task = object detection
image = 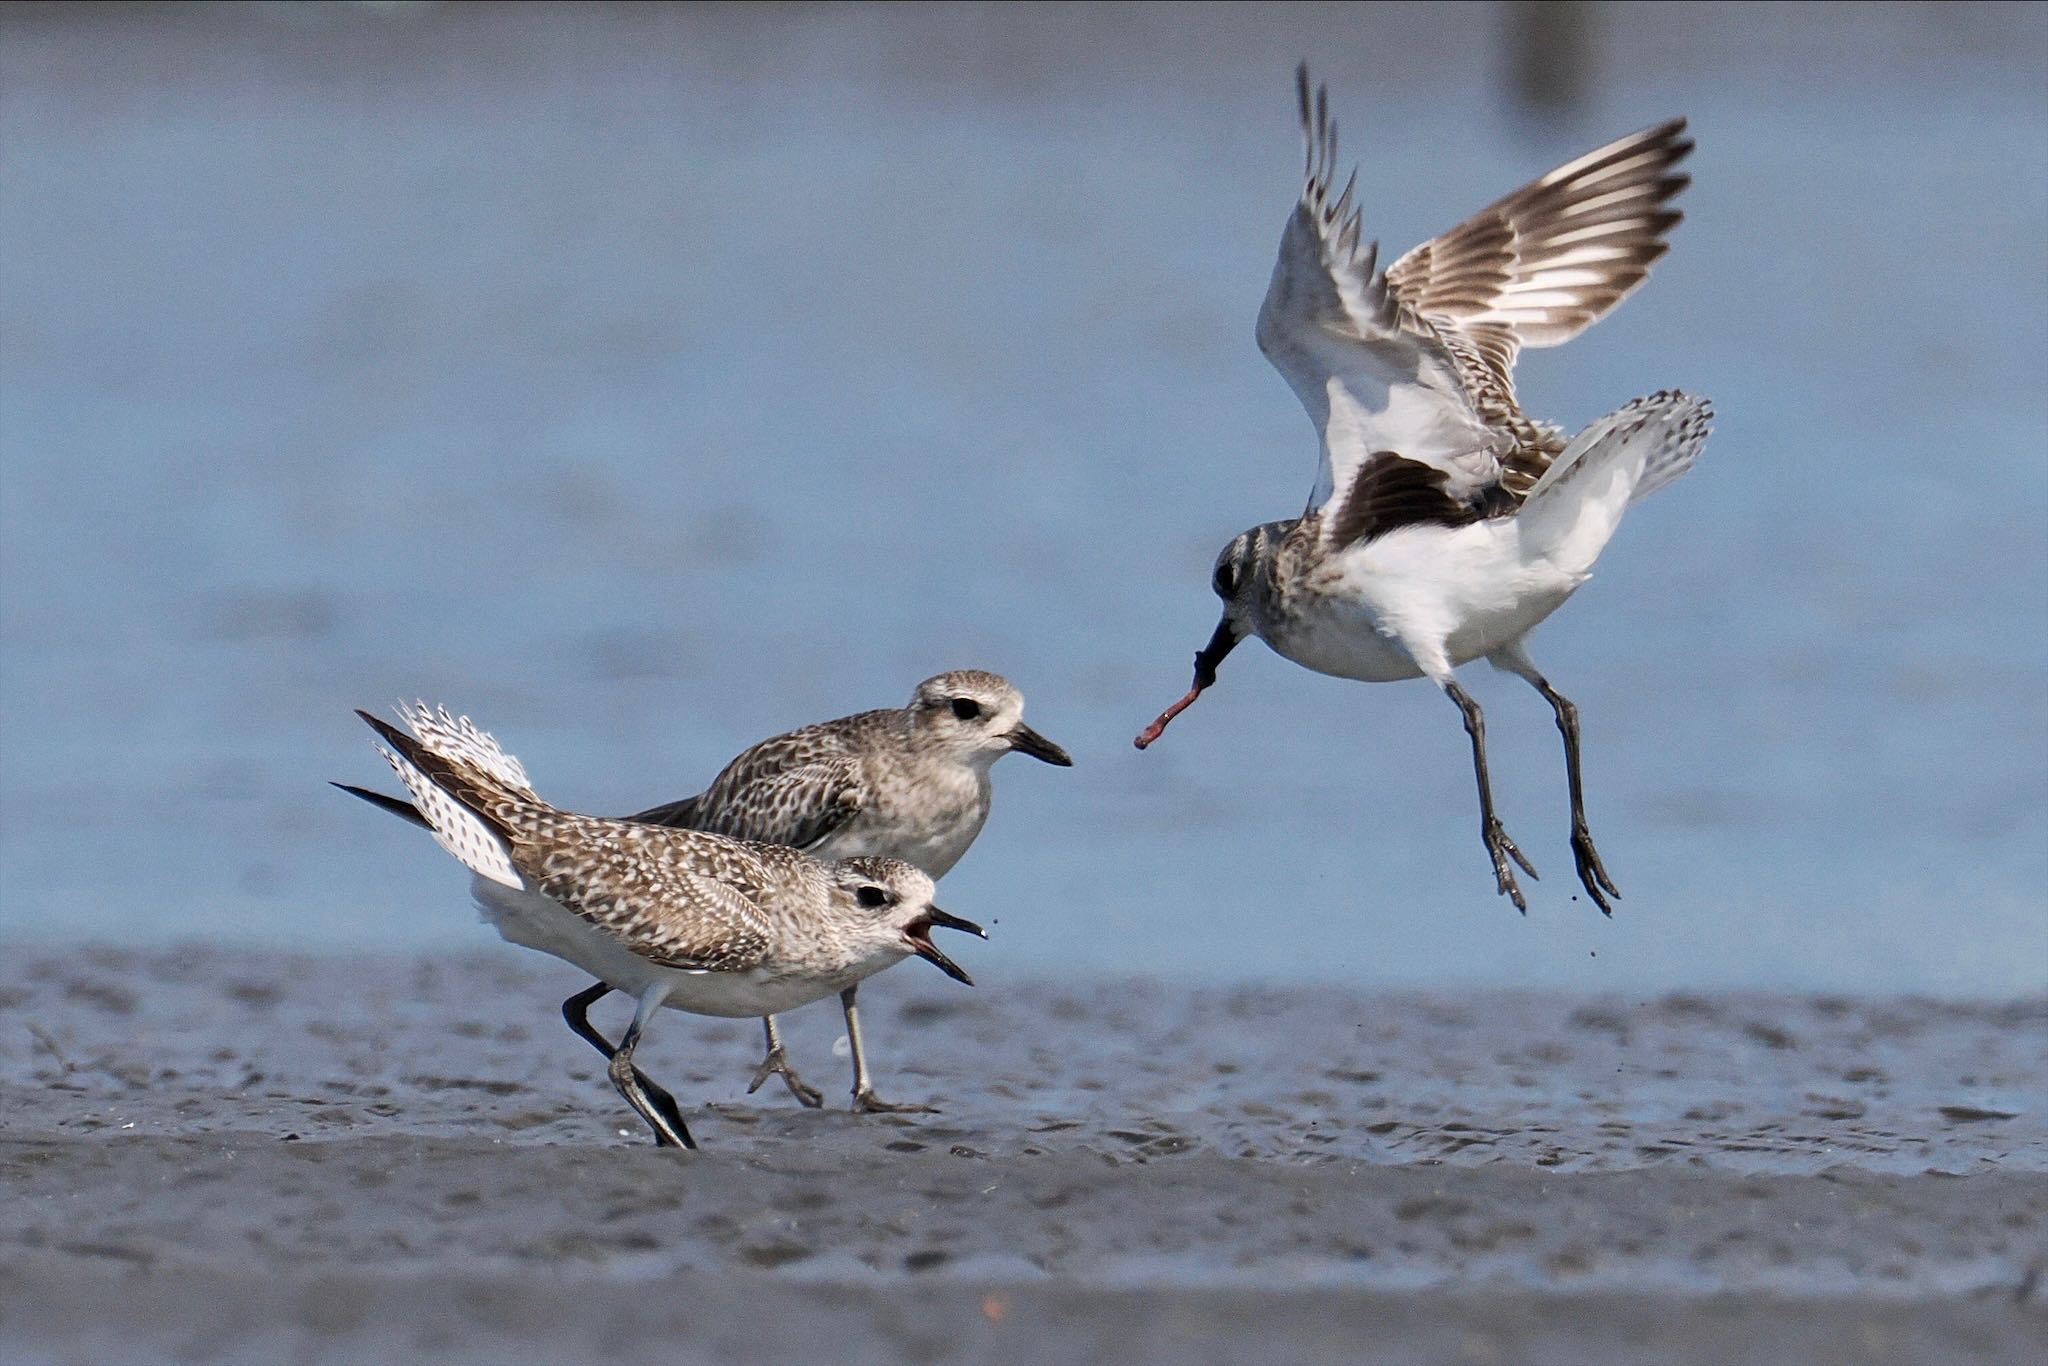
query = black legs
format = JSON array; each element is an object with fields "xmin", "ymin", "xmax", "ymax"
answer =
[
  {"xmin": 561, "ymin": 983, "xmax": 693, "ymax": 1148},
  {"xmin": 1443, "ymin": 680, "xmax": 1539, "ymax": 913},
  {"xmin": 1488, "ymin": 646, "xmax": 1621, "ymax": 914},
  {"xmin": 1522, "ymin": 671, "xmax": 1620, "ymax": 914}
]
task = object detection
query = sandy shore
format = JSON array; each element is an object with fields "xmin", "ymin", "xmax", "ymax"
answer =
[{"xmin": 3, "ymin": 947, "xmax": 2043, "ymax": 1363}]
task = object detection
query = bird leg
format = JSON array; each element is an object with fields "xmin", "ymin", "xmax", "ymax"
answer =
[
  {"xmin": 605, "ymin": 1014, "xmax": 692, "ymax": 1148},
  {"xmin": 561, "ymin": 982, "xmax": 692, "ymax": 1140},
  {"xmin": 1443, "ymin": 680, "xmax": 1538, "ymax": 912},
  {"xmin": 568, "ymin": 984, "xmax": 693, "ymax": 1148},
  {"xmin": 1530, "ymin": 680, "xmax": 1619, "ymax": 913},
  {"xmin": 841, "ymin": 984, "xmax": 934, "ymax": 1114},
  {"xmin": 1491, "ymin": 648, "xmax": 1619, "ymax": 913},
  {"xmin": 748, "ymin": 1015, "xmax": 824, "ymax": 1107}
]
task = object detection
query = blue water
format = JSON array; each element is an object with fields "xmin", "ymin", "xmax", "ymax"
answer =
[{"xmin": 3, "ymin": 4, "xmax": 2044, "ymax": 995}]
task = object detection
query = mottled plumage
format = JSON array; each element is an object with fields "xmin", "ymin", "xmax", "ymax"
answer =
[
  {"xmin": 1255, "ymin": 66, "xmax": 1692, "ymax": 526},
  {"xmin": 637, "ymin": 671, "xmax": 1069, "ymax": 873},
  {"xmin": 350, "ymin": 703, "xmax": 983, "ymax": 1149},
  {"xmin": 338, "ymin": 672, "xmax": 1069, "ymax": 1112},
  {"xmin": 629, "ymin": 669, "xmax": 1071, "ymax": 1110},
  {"xmin": 1139, "ymin": 67, "xmax": 1713, "ymax": 916}
]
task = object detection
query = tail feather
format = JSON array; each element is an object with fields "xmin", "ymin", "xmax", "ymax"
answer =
[
  {"xmin": 1519, "ymin": 391, "xmax": 1712, "ymax": 572},
  {"xmin": 395, "ymin": 700, "xmax": 538, "ymax": 799},
  {"xmin": 1628, "ymin": 399, "xmax": 1711, "ymax": 504},
  {"xmin": 332, "ymin": 782, "xmax": 429, "ymax": 829},
  {"xmin": 1526, "ymin": 389, "xmax": 1712, "ymax": 503},
  {"xmin": 355, "ymin": 709, "xmax": 527, "ymax": 890}
]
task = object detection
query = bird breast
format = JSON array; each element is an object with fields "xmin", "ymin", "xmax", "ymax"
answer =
[{"xmin": 818, "ymin": 760, "xmax": 990, "ymax": 878}]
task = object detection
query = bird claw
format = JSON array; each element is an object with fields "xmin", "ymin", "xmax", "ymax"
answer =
[
  {"xmin": 748, "ymin": 1047, "xmax": 824, "ymax": 1108},
  {"xmin": 852, "ymin": 1088, "xmax": 936, "ymax": 1115},
  {"xmin": 1570, "ymin": 823, "xmax": 1620, "ymax": 915},
  {"xmin": 1484, "ymin": 818, "xmax": 1537, "ymax": 912}
]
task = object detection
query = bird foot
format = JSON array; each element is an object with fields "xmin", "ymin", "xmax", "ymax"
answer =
[
  {"xmin": 1484, "ymin": 817, "xmax": 1538, "ymax": 913},
  {"xmin": 748, "ymin": 1047, "xmax": 824, "ymax": 1108},
  {"xmin": 1570, "ymin": 823, "xmax": 1620, "ymax": 915},
  {"xmin": 647, "ymin": 1122, "xmax": 694, "ymax": 1150},
  {"xmin": 608, "ymin": 1055, "xmax": 697, "ymax": 1149},
  {"xmin": 852, "ymin": 1088, "xmax": 936, "ymax": 1115}
]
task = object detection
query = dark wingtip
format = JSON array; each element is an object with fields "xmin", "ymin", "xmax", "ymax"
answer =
[
  {"xmin": 354, "ymin": 708, "xmax": 407, "ymax": 749},
  {"xmin": 332, "ymin": 782, "xmax": 430, "ymax": 829}
]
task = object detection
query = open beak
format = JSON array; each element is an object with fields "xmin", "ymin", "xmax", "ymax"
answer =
[
  {"xmin": 1134, "ymin": 616, "xmax": 1241, "ymax": 749},
  {"xmin": 1006, "ymin": 722, "xmax": 1073, "ymax": 767},
  {"xmin": 907, "ymin": 906, "xmax": 984, "ymax": 985}
]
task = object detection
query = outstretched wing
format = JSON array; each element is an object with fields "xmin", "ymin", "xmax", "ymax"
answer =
[
  {"xmin": 1383, "ymin": 116, "xmax": 1691, "ymax": 496},
  {"xmin": 1385, "ymin": 118, "xmax": 1691, "ymax": 351},
  {"xmin": 1257, "ymin": 66, "xmax": 1691, "ymax": 541},
  {"xmin": 1256, "ymin": 66, "xmax": 1507, "ymax": 523}
]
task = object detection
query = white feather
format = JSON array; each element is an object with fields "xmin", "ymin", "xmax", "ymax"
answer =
[
  {"xmin": 397, "ymin": 701, "xmax": 536, "ymax": 798},
  {"xmin": 1519, "ymin": 391, "xmax": 1712, "ymax": 575},
  {"xmin": 376, "ymin": 741, "xmax": 524, "ymax": 891}
]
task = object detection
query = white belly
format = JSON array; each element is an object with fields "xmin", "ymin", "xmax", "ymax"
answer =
[
  {"xmin": 470, "ymin": 876, "xmax": 889, "ymax": 1019},
  {"xmin": 1268, "ymin": 521, "xmax": 1586, "ymax": 681},
  {"xmin": 1264, "ymin": 594, "xmax": 1425, "ymax": 682},
  {"xmin": 656, "ymin": 960, "xmax": 896, "ymax": 1017},
  {"xmin": 810, "ymin": 785, "xmax": 989, "ymax": 879}
]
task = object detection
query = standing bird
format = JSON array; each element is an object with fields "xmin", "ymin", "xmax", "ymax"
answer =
[
  {"xmin": 1136, "ymin": 67, "xmax": 1711, "ymax": 914},
  {"xmin": 349, "ymin": 702, "xmax": 982, "ymax": 1149},
  {"xmin": 630, "ymin": 670, "xmax": 1070, "ymax": 1111},
  {"xmin": 339, "ymin": 670, "xmax": 1070, "ymax": 1111}
]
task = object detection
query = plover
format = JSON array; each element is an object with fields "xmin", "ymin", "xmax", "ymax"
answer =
[
  {"xmin": 339, "ymin": 670, "xmax": 1070, "ymax": 1112},
  {"xmin": 626, "ymin": 669, "xmax": 1068, "ymax": 1111},
  {"xmin": 348, "ymin": 702, "xmax": 983, "ymax": 1148},
  {"xmin": 1136, "ymin": 67, "xmax": 1711, "ymax": 915}
]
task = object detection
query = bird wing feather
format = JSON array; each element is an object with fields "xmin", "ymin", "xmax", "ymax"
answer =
[
  {"xmin": 519, "ymin": 817, "xmax": 777, "ymax": 973},
  {"xmin": 1258, "ymin": 67, "xmax": 1691, "ymax": 540}
]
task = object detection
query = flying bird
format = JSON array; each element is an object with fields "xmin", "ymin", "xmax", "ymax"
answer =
[{"xmin": 1137, "ymin": 66, "xmax": 1712, "ymax": 914}]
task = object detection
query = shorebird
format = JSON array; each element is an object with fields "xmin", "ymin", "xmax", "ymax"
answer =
[
  {"xmin": 348, "ymin": 702, "xmax": 983, "ymax": 1149},
  {"xmin": 628, "ymin": 669, "xmax": 1071, "ymax": 1111},
  {"xmin": 1136, "ymin": 67, "xmax": 1711, "ymax": 915},
  {"xmin": 338, "ymin": 670, "xmax": 1069, "ymax": 1112}
]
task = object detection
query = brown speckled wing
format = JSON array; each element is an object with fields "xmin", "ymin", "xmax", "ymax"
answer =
[
  {"xmin": 507, "ymin": 814, "xmax": 776, "ymax": 973},
  {"xmin": 649, "ymin": 718, "xmax": 883, "ymax": 853},
  {"xmin": 696, "ymin": 759, "xmax": 864, "ymax": 851}
]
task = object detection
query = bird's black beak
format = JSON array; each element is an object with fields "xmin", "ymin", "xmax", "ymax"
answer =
[
  {"xmin": 1006, "ymin": 722, "xmax": 1073, "ymax": 767},
  {"xmin": 1135, "ymin": 616, "xmax": 1240, "ymax": 749},
  {"xmin": 927, "ymin": 906, "xmax": 987, "ymax": 938},
  {"xmin": 907, "ymin": 907, "xmax": 982, "ymax": 985}
]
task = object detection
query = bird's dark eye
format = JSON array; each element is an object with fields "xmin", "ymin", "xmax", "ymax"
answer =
[
  {"xmin": 950, "ymin": 698, "xmax": 981, "ymax": 721},
  {"xmin": 1214, "ymin": 562, "xmax": 1239, "ymax": 597},
  {"xmin": 856, "ymin": 885, "xmax": 890, "ymax": 909}
]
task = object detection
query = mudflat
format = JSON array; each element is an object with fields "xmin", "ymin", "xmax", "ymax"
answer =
[{"xmin": 2, "ymin": 947, "xmax": 2043, "ymax": 1363}]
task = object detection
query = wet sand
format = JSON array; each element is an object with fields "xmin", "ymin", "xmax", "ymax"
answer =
[{"xmin": 2, "ymin": 947, "xmax": 2043, "ymax": 1362}]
